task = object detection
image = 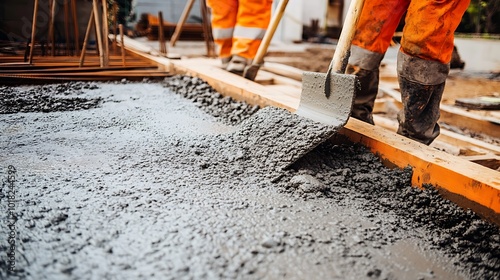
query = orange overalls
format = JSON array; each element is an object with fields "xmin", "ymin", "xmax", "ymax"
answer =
[
  {"xmin": 353, "ymin": 0, "xmax": 470, "ymax": 64},
  {"xmin": 348, "ymin": 0, "xmax": 470, "ymax": 145},
  {"xmin": 206, "ymin": 0, "xmax": 273, "ymax": 61}
]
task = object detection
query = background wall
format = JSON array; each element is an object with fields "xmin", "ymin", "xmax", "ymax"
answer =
[{"xmin": 132, "ymin": 0, "xmax": 201, "ymax": 24}]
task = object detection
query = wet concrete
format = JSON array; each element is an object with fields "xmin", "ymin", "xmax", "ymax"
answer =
[
  {"xmin": 0, "ymin": 82, "xmax": 102, "ymax": 114},
  {"xmin": 0, "ymin": 77, "xmax": 498, "ymax": 279}
]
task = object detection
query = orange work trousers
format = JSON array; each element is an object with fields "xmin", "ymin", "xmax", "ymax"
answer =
[
  {"xmin": 206, "ymin": 0, "xmax": 272, "ymax": 60},
  {"xmin": 352, "ymin": 0, "xmax": 470, "ymax": 64}
]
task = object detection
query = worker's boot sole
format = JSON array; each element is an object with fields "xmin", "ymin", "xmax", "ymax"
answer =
[{"xmin": 226, "ymin": 56, "xmax": 248, "ymax": 76}]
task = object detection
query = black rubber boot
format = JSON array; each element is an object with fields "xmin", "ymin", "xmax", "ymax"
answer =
[
  {"xmin": 397, "ymin": 77, "xmax": 445, "ymax": 145},
  {"xmin": 346, "ymin": 65, "xmax": 379, "ymax": 125},
  {"xmin": 346, "ymin": 46, "xmax": 385, "ymax": 125},
  {"xmin": 396, "ymin": 50, "xmax": 449, "ymax": 145}
]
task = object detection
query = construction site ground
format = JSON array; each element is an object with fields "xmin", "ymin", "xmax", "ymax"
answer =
[{"xmin": 264, "ymin": 46, "xmax": 500, "ymax": 107}]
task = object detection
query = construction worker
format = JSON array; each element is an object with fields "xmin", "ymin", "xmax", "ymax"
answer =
[
  {"xmin": 346, "ymin": 0, "xmax": 470, "ymax": 145},
  {"xmin": 206, "ymin": 0, "xmax": 273, "ymax": 75}
]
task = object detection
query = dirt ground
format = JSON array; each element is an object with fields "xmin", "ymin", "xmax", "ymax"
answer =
[{"xmin": 0, "ymin": 78, "xmax": 498, "ymax": 279}]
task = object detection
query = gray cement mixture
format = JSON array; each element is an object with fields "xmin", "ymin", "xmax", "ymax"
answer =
[{"xmin": 0, "ymin": 77, "xmax": 498, "ymax": 280}]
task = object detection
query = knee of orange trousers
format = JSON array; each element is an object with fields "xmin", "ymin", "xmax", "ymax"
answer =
[
  {"xmin": 351, "ymin": 0, "xmax": 409, "ymax": 54},
  {"xmin": 401, "ymin": 0, "xmax": 470, "ymax": 64},
  {"xmin": 206, "ymin": 0, "xmax": 237, "ymax": 28},
  {"xmin": 232, "ymin": 38, "xmax": 262, "ymax": 60},
  {"xmin": 236, "ymin": 0, "xmax": 273, "ymax": 28}
]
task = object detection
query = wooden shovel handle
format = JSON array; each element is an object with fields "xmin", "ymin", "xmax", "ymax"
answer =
[
  {"xmin": 329, "ymin": 0, "xmax": 365, "ymax": 73},
  {"xmin": 171, "ymin": 0, "xmax": 196, "ymax": 47},
  {"xmin": 252, "ymin": 0, "xmax": 289, "ymax": 65},
  {"xmin": 29, "ymin": 0, "xmax": 39, "ymax": 64}
]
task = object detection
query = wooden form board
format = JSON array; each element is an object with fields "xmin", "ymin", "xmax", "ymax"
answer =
[
  {"xmin": 373, "ymin": 100, "xmax": 500, "ymax": 157},
  {"xmin": 379, "ymin": 83, "xmax": 500, "ymax": 139},
  {"xmin": 124, "ymin": 41, "xmax": 500, "ymax": 223},
  {"xmin": 169, "ymin": 58, "xmax": 300, "ymax": 111}
]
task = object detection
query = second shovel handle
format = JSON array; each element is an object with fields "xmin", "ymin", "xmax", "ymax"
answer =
[
  {"xmin": 253, "ymin": 0, "xmax": 289, "ymax": 65},
  {"xmin": 329, "ymin": 0, "xmax": 365, "ymax": 73}
]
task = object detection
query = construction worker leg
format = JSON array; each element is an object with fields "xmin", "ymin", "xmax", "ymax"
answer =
[
  {"xmin": 232, "ymin": 0, "xmax": 272, "ymax": 60},
  {"xmin": 352, "ymin": 0, "xmax": 410, "ymax": 54},
  {"xmin": 348, "ymin": 0, "xmax": 409, "ymax": 124},
  {"xmin": 396, "ymin": 51, "xmax": 448, "ymax": 145},
  {"xmin": 396, "ymin": 0, "xmax": 470, "ymax": 145},
  {"xmin": 206, "ymin": 0, "xmax": 238, "ymax": 61},
  {"xmin": 347, "ymin": 47, "xmax": 384, "ymax": 124},
  {"xmin": 401, "ymin": 0, "xmax": 471, "ymax": 64}
]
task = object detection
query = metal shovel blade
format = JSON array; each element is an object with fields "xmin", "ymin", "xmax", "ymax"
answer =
[
  {"xmin": 295, "ymin": 71, "xmax": 357, "ymax": 127},
  {"xmin": 243, "ymin": 63, "xmax": 261, "ymax": 81}
]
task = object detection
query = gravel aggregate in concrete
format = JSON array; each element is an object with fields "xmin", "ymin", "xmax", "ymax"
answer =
[
  {"xmin": 0, "ymin": 77, "xmax": 498, "ymax": 280},
  {"xmin": 0, "ymin": 82, "xmax": 102, "ymax": 114}
]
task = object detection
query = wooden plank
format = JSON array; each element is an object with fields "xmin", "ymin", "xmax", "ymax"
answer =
[
  {"xmin": 260, "ymin": 70, "xmax": 302, "ymax": 88},
  {"xmin": 262, "ymin": 85, "xmax": 301, "ymax": 108},
  {"xmin": 379, "ymin": 83, "xmax": 500, "ymax": 139},
  {"xmin": 373, "ymin": 115, "xmax": 500, "ymax": 156},
  {"xmin": 253, "ymin": 70, "xmax": 276, "ymax": 85},
  {"xmin": 262, "ymin": 61, "xmax": 303, "ymax": 81},
  {"xmin": 438, "ymin": 128, "xmax": 500, "ymax": 156},
  {"xmin": 169, "ymin": 58, "xmax": 297, "ymax": 111},
  {"xmin": 460, "ymin": 155, "xmax": 500, "ymax": 170},
  {"xmin": 440, "ymin": 104, "xmax": 500, "ymax": 138},
  {"xmin": 455, "ymin": 97, "xmax": 500, "ymax": 110}
]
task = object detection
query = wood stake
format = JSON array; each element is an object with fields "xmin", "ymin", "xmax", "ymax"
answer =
[
  {"xmin": 64, "ymin": 0, "xmax": 71, "ymax": 55},
  {"xmin": 158, "ymin": 11, "xmax": 167, "ymax": 55},
  {"xmin": 79, "ymin": 10, "xmax": 94, "ymax": 67},
  {"xmin": 29, "ymin": 0, "xmax": 40, "ymax": 64},
  {"xmin": 92, "ymin": 0, "xmax": 104, "ymax": 67},
  {"xmin": 112, "ymin": 1, "xmax": 118, "ymax": 53},
  {"xmin": 49, "ymin": 0, "xmax": 56, "ymax": 56},
  {"xmin": 170, "ymin": 0, "xmax": 195, "ymax": 47},
  {"xmin": 119, "ymin": 24, "xmax": 126, "ymax": 66},
  {"xmin": 71, "ymin": 0, "xmax": 80, "ymax": 55},
  {"xmin": 200, "ymin": 0, "xmax": 215, "ymax": 57},
  {"xmin": 47, "ymin": 0, "xmax": 53, "ymax": 55},
  {"xmin": 102, "ymin": 0, "xmax": 110, "ymax": 66}
]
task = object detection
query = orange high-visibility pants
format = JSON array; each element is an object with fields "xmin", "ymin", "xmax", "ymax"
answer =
[
  {"xmin": 206, "ymin": 0, "xmax": 272, "ymax": 60},
  {"xmin": 352, "ymin": 0, "xmax": 470, "ymax": 64}
]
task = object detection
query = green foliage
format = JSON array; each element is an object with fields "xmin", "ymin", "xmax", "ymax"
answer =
[{"xmin": 458, "ymin": 0, "xmax": 500, "ymax": 34}]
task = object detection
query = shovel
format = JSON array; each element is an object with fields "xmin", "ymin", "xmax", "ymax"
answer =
[
  {"xmin": 243, "ymin": 0, "xmax": 289, "ymax": 81},
  {"xmin": 295, "ymin": 0, "xmax": 365, "ymax": 127}
]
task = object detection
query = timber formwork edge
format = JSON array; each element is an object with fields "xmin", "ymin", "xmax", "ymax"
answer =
[{"xmin": 123, "ymin": 38, "xmax": 500, "ymax": 225}]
